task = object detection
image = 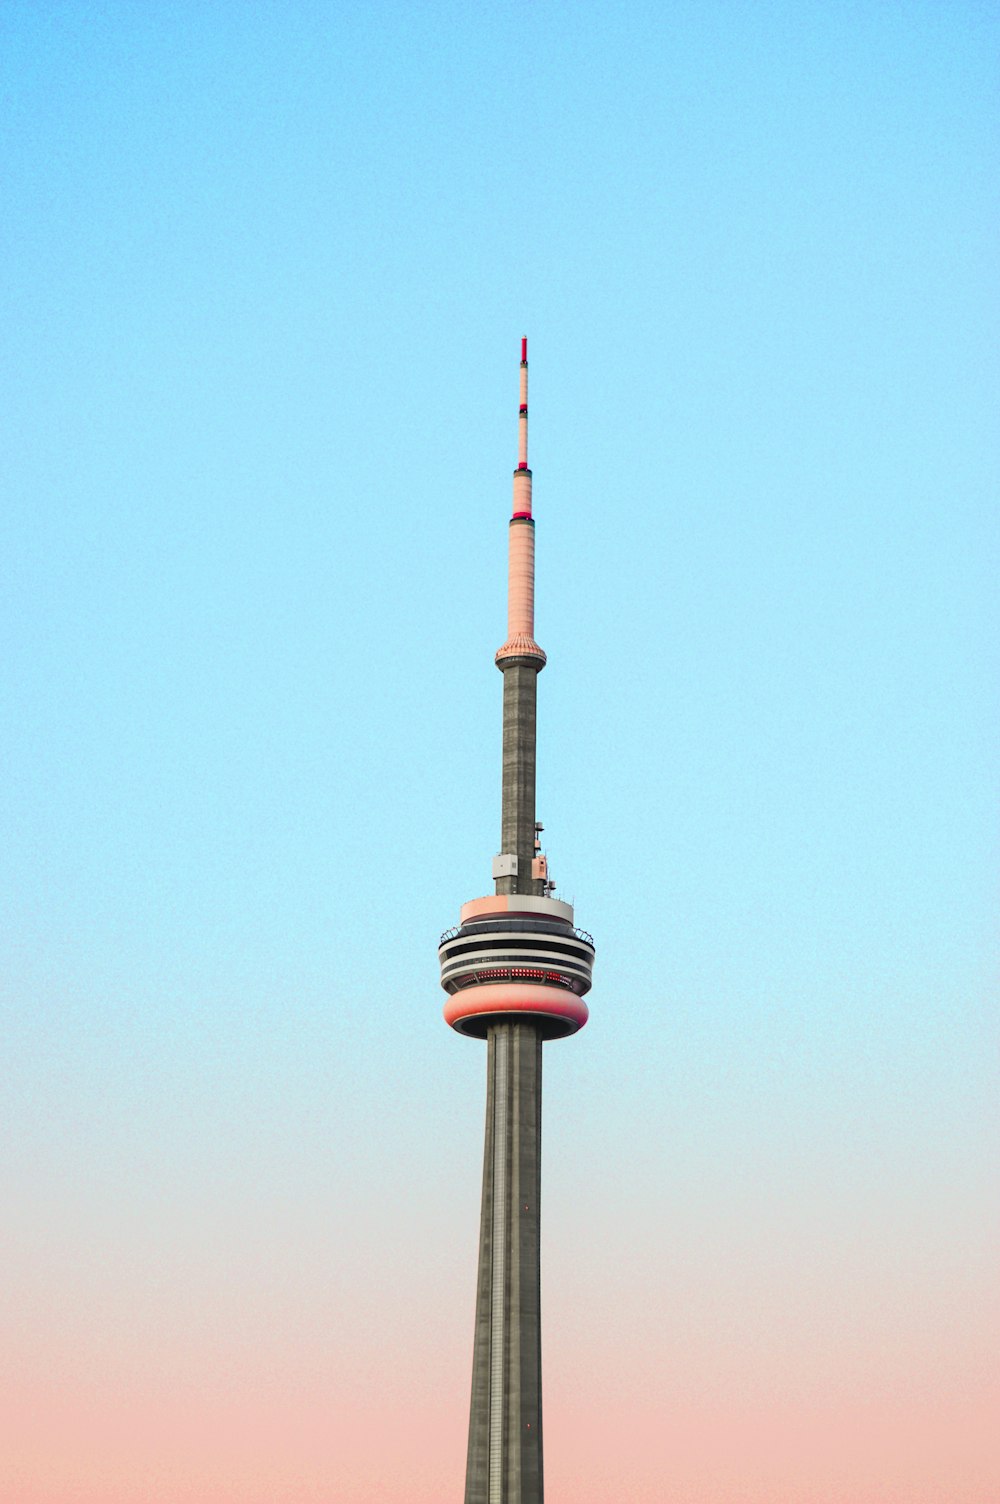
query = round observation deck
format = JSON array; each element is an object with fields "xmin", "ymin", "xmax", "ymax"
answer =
[{"xmin": 440, "ymin": 895, "xmax": 594, "ymax": 1039}]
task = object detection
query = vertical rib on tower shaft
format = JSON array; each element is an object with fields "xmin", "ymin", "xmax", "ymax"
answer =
[
  {"xmin": 496, "ymin": 338, "xmax": 546, "ymax": 899},
  {"xmin": 465, "ymin": 1021, "xmax": 543, "ymax": 1504}
]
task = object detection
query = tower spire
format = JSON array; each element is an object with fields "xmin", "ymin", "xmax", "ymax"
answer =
[
  {"xmin": 517, "ymin": 336, "xmax": 529, "ymax": 476},
  {"xmin": 496, "ymin": 338, "xmax": 545, "ymax": 672},
  {"xmin": 496, "ymin": 339, "xmax": 545, "ymax": 895}
]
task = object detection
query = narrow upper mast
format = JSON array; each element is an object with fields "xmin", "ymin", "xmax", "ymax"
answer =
[
  {"xmin": 496, "ymin": 337, "xmax": 545, "ymax": 668},
  {"xmin": 517, "ymin": 336, "xmax": 529, "ymax": 475}
]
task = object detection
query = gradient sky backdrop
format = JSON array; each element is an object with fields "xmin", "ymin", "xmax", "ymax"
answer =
[{"xmin": 2, "ymin": 3, "xmax": 997, "ymax": 1501}]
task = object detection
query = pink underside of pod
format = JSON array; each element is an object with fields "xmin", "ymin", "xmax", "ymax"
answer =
[{"xmin": 443, "ymin": 984, "xmax": 589, "ymax": 1032}]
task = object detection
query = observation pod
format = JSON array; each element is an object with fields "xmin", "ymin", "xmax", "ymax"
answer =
[{"xmin": 440, "ymin": 894, "xmax": 593, "ymax": 1039}]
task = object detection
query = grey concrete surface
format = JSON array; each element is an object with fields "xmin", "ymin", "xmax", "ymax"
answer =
[
  {"xmin": 496, "ymin": 661, "xmax": 545, "ymax": 898},
  {"xmin": 465, "ymin": 1020, "xmax": 544, "ymax": 1504}
]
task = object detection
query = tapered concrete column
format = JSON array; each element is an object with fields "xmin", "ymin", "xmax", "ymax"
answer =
[{"xmin": 465, "ymin": 1020, "xmax": 544, "ymax": 1504}]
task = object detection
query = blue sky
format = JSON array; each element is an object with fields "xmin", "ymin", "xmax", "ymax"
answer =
[{"xmin": 2, "ymin": 4, "xmax": 997, "ymax": 1500}]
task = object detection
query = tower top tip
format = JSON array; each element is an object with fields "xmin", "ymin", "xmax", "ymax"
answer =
[{"xmin": 521, "ymin": 337, "xmax": 527, "ymax": 363}]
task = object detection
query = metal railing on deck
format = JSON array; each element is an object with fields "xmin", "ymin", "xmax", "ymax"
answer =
[{"xmin": 439, "ymin": 920, "xmax": 594, "ymax": 949}]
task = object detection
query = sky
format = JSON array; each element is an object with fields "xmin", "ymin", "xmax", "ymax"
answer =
[{"xmin": 1, "ymin": 2, "xmax": 997, "ymax": 1500}]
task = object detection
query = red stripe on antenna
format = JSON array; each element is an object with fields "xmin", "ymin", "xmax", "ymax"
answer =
[{"xmin": 521, "ymin": 337, "xmax": 527, "ymax": 362}]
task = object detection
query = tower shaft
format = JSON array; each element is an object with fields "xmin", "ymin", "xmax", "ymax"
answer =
[
  {"xmin": 465, "ymin": 1020, "xmax": 543, "ymax": 1504},
  {"xmin": 440, "ymin": 340, "xmax": 594, "ymax": 1504}
]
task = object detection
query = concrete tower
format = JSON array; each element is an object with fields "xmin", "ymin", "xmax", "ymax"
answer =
[{"xmin": 438, "ymin": 340, "xmax": 595, "ymax": 1504}]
